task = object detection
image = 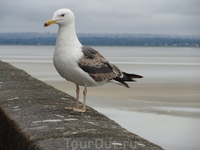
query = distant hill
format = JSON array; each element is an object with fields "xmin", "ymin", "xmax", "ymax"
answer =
[{"xmin": 0, "ymin": 32, "xmax": 199, "ymax": 47}]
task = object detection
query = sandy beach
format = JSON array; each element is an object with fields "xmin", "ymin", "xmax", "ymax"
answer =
[
  {"xmin": 45, "ymin": 81, "xmax": 200, "ymax": 116},
  {"xmin": 1, "ymin": 45, "xmax": 200, "ymax": 150}
]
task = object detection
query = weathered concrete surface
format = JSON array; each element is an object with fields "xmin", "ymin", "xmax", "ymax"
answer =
[{"xmin": 0, "ymin": 60, "xmax": 164, "ymax": 150}]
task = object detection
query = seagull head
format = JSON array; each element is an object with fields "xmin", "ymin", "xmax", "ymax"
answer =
[{"xmin": 44, "ymin": 8, "xmax": 74, "ymax": 27}]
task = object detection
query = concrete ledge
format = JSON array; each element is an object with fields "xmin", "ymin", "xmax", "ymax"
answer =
[{"xmin": 0, "ymin": 60, "xmax": 164, "ymax": 150}]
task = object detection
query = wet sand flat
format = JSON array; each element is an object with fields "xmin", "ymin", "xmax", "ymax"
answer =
[{"xmin": 45, "ymin": 80, "xmax": 200, "ymax": 118}]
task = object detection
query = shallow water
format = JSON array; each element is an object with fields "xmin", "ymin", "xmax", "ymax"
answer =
[{"xmin": 1, "ymin": 45, "xmax": 200, "ymax": 84}]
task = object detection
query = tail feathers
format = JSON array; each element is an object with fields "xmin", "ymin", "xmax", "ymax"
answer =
[{"xmin": 113, "ymin": 72, "xmax": 143, "ymax": 88}]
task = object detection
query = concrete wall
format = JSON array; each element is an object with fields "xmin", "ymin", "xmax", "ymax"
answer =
[{"xmin": 0, "ymin": 60, "xmax": 163, "ymax": 150}]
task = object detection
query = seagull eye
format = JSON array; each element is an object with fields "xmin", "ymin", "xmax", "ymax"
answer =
[{"xmin": 61, "ymin": 14, "xmax": 65, "ymax": 17}]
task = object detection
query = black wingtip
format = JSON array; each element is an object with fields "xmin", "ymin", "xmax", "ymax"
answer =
[
  {"xmin": 124, "ymin": 73, "xmax": 143, "ymax": 79},
  {"xmin": 113, "ymin": 72, "xmax": 143, "ymax": 88},
  {"xmin": 120, "ymin": 81, "xmax": 130, "ymax": 88}
]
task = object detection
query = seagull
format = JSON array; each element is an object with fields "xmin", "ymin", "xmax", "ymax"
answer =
[{"xmin": 44, "ymin": 8, "xmax": 143, "ymax": 112}]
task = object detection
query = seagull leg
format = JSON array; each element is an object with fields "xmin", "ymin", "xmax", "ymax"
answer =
[
  {"xmin": 75, "ymin": 84, "xmax": 80, "ymax": 108},
  {"xmin": 82, "ymin": 86, "xmax": 87, "ymax": 111},
  {"xmin": 65, "ymin": 84, "xmax": 80, "ymax": 110},
  {"xmin": 73, "ymin": 86, "xmax": 87, "ymax": 112}
]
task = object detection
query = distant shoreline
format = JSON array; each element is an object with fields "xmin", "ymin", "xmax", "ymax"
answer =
[
  {"xmin": 0, "ymin": 43, "xmax": 199, "ymax": 47},
  {"xmin": 0, "ymin": 44, "xmax": 199, "ymax": 47},
  {"xmin": 0, "ymin": 32, "xmax": 199, "ymax": 47}
]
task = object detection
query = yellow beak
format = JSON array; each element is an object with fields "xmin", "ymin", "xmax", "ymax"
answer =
[{"xmin": 44, "ymin": 19, "xmax": 57, "ymax": 27}]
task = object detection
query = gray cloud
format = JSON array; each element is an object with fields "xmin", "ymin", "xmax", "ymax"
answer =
[{"xmin": 0, "ymin": 0, "xmax": 199, "ymax": 35}]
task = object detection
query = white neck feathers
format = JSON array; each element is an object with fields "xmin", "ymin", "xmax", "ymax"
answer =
[{"xmin": 56, "ymin": 22, "xmax": 81, "ymax": 50}]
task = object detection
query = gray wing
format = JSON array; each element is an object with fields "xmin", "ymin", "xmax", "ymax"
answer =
[{"xmin": 78, "ymin": 46, "xmax": 122, "ymax": 82}]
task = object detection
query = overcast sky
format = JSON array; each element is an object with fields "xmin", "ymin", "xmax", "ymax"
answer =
[{"xmin": 0, "ymin": 0, "xmax": 200, "ymax": 35}]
